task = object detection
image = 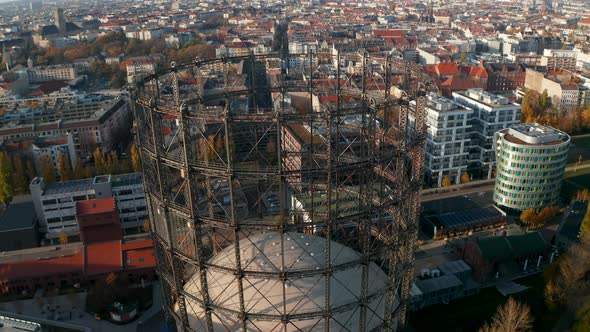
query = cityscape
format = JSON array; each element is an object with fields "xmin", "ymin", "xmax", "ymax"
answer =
[{"xmin": 0, "ymin": 0, "xmax": 588, "ymax": 331}]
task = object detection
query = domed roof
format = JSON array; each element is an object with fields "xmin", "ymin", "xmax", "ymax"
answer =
[{"xmin": 181, "ymin": 232, "xmax": 395, "ymax": 331}]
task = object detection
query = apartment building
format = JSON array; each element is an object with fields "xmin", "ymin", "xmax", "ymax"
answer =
[
  {"xmin": 0, "ymin": 98, "xmax": 130, "ymax": 152},
  {"xmin": 26, "ymin": 65, "xmax": 77, "ymax": 83},
  {"xmin": 30, "ymin": 173, "xmax": 147, "ymax": 241},
  {"xmin": 126, "ymin": 56, "xmax": 157, "ymax": 83},
  {"xmin": 541, "ymin": 49, "xmax": 577, "ymax": 71},
  {"xmin": 453, "ymin": 89, "xmax": 521, "ymax": 179},
  {"xmin": 410, "ymin": 92, "xmax": 472, "ymax": 186},
  {"xmin": 525, "ymin": 68, "xmax": 581, "ymax": 113}
]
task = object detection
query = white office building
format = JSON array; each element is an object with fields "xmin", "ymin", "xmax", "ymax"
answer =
[
  {"xmin": 494, "ymin": 123, "xmax": 570, "ymax": 213},
  {"xmin": 410, "ymin": 92, "xmax": 472, "ymax": 186},
  {"xmin": 453, "ymin": 89, "xmax": 521, "ymax": 179},
  {"xmin": 30, "ymin": 173, "xmax": 147, "ymax": 241}
]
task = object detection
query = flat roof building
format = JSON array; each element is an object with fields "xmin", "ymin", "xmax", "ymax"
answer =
[
  {"xmin": 410, "ymin": 92, "xmax": 472, "ymax": 186},
  {"xmin": 494, "ymin": 123, "xmax": 570, "ymax": 213},
  {"xmin": 30, "ymin": 173, "xmax": 147, "ymax": 242},
  {"xmin": 453, "ymin": 89, "xmax": 521, "ymax": 179}
]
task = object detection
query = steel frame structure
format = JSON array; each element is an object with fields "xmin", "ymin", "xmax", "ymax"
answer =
[{"xmin": 132, "ymin": 51, "xmax": 428, "ymax": 332}]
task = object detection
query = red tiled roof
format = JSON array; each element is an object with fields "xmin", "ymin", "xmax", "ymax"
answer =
[
  {"xmin": 374, "ymin": 29, "xmax": 403, "ymax": 38},
  {"xmin": 85, "ymin": 241, "xmax": 122, "ymax": 275},
  {"xmin": 76, "ymin": 197, "xmax": 116, "ymax": 216},
  {"xmin": 434, "ymin": 62, "xmax": 459, "ymax": 76}
]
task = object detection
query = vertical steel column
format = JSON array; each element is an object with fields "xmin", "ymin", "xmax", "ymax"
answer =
[{"xmin": 223, "ymin": 56, "xmax": 248, "ymax": 331}]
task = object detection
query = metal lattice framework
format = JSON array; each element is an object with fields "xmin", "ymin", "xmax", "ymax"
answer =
[{"xmin": 132, "ymin": 51, "xmax": 428, "ymax": 332}]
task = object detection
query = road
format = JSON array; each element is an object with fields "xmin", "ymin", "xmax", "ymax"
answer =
[{"xmin": 420, "ymin": 162, "xmax": 590, "ymax": 203}]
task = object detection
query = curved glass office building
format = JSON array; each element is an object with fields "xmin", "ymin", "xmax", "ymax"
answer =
[{"xmin": 493, "ymin": 123, "xmax": 570, "ymax": 213}]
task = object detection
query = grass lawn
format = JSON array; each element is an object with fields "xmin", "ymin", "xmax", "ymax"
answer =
[
  {"xmin": 567, "ymin": 136, "xmax": 590, "ymax": 166},
  {"xmin": 409, "ymin": 274, "xmax": 562, "ymax": 332}
]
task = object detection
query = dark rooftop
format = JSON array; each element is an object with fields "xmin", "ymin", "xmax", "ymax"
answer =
[{"xmin": 0, "ymin": 195, "xmax": 36, "ymax": 232}]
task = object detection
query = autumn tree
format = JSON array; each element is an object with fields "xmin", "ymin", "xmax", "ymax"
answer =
[
  {"xmin": 25, "ymin": 159, "xmax": 36, "ymax": 180},
  {"xmin": 58, "ymin": 232, "xmax": 68, "ymax": 245},
  {"xmin": 537, "ymin": 206, "xmax": 560, "ymax": 225},
  {"xmin": 57, "ymin": 152, "xmax": 74, "ymax": 182},
  {"xmin": 0, "ymin": 152, "xmax": 13, "ymax": 204},
  {"xmin": 581, "ymin": 203, "xmax": 590, "ymax": 239},
  {"xmin": 545, "ymin": 235, "xmax": 590, "ymax": 316},
  {"xmin": 84, "ymin": 165, "xmax": 93, "ymax": 179},
  {"xmin": 441, "ymin": 176, "xmax": 452, "ymax": 187},
  {"xmin": 93, "ymin": 147, "xmax": 107, "ymax": 175},
  {"xmin": 460, "ymin": 172, "xmax": 471, "ymax": 184},
  {"xmin": 108, "ymin": 151, "xmax": 120, "ymax": 174},
  {"xmin": 143, "ymin": 220, "xmax": 151, "ymax": 233},
  {"xmin": 479, "ymin": 297, "xmax": 533, "ymax": 332},
  {"xmin": 520, "ymin": 208, "xmax": 537, "ymax": 225},
  {"xmin": 12, "ymin": 155, "xmax": 28, "ymax": 194},
  {"xmin": 130, "ymin": 144, "xmax": 141, "ymax": 172},
  {"xmin": 40, "ymin": 153, "xmax": 57, "ymax": 184},
  {"xmin": 73, "ymin": 158, "xmax": 84, "ymax": 180}
]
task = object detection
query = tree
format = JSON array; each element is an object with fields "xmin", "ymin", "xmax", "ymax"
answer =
[
  {"xmin": 0, "ymin": 152, "xmax": 13, "ymax": 204},
  {"xmin": 25, "ymin": 159, "xmax": 36, "ymax": 180},
  {"xmin": 84, "ymin": 165, "xmax": 93, "ymax": 179},
  {"xmin": 12, "ymin": 156, "xmax": 28, "ymax": 194},
  {"xmin": 441, "ymin": 176, "xmax": 452, "ymax": 187},
  {"xmin": 520, "ymin": 208, "xmax": 537, "ymax": 225},
  {"xmin": 40, "ymin": 153, "xmax": 57, "ymax": 184},
  {"xmin": 58, "ymin": 232, "xmax": 68, "ymax": 245},
  {"xmin": 479, "ymin": 297, "xmax": 533, "ymax": 332},
  {"xmin": 461, "ymin": 50, "xmax": 468, "ymax": 63},
  {"xmin": 540, "ymin": 89, "xmax": 548, "ymax": 109},
  {"xmin": 573, "ymin": 301, "xmax": 590, "ymax": 332},
  {"xmin": 130, "ymin": 144, "xmax": 141, "ymax": 172},
  {"xmin": 537, "ymin": 206, "xmax": 560, "ymax": 225},
  {"xmin": 460, "ymin": 172, "xmax": 471, "ymax": 184},
  {"xmin": 108, "ymin": 151, "xmax": 120, "ymax": 174},
  {"xmin": 93, "ymin": 148, "xmax": 107, "ymax": 175},
  {"xmin": 142, "ymin": 220, "xmax": 151, "ymax": 233},
  {"xmin": 57, "ymin": 152, "xmax": 74, "ymax": 182},
  {"xmin": 73, "ymin": 158, "xmax": 84, "ymax": 180},
  {"xmin": 581, "ymin": 203, "xmax": 590, "ymax": 239},
  {"xmin": 544, "ymin": 235, "xmax": 590, "ymax": 310}
]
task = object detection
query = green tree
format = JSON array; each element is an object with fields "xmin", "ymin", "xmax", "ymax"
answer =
[
  {"xmin": 540, "ymin": 89, "xmax": 548, "ymax": 109},
  {"xmin": 130, "ymin": 144, "xmax": 141, "ymax": 172},
  {"xmin": 461, "ymin": 51, "xmax": 468, "ymax": 63},
  {"xmin": 0, "ymin": 152, "xmax": 14, "ymax": 204},
  {"xmin": 40, "ymin": 153, "xmax": 57, "ymax": 184},
  {"xmin": 57, "ymin": 152, "xmax": 74, "ymax": 182}
]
